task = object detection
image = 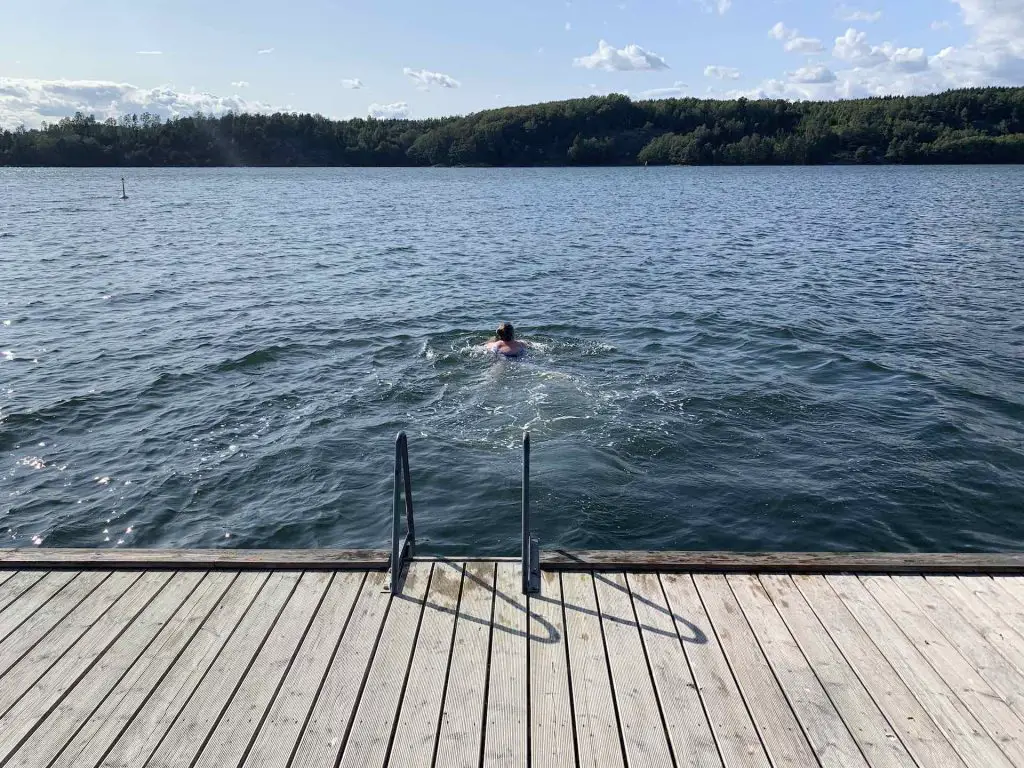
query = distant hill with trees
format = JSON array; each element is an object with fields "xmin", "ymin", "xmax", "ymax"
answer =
[{"xmin": 1, "ymin": 87, "xmax": 1022, "ymax": 166}]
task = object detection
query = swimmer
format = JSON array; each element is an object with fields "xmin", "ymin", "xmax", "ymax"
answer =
[{"xmin": 486, "ymin": 322, "xmax": 528, "ymax": 357}]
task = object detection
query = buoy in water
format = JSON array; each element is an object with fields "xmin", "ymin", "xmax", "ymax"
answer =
[{"xmin": 120, "ymin": 177, "xmax": 128, "ymax": 200}]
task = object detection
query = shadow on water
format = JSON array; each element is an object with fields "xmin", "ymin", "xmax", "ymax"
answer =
[{"xmin": 393, "ymin": 558, "xmax": 707, "ymax": 645}]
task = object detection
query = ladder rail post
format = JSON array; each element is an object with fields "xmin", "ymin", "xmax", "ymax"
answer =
[
  {"xmin": 389, "ymin": 431, "xmax": 414, "ymax": 594},
  {"xmin": 402, "ymin": 436, "xmax": 415, "ymax": 556},
  {"xmin": 522, "ymin": 432, "xmax": 539, "ymax": 594}
]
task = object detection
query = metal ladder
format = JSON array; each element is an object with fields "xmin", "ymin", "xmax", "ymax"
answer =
[{"xmin": 385, "ymin": 431, "xmax": 540, "ymax": 595}]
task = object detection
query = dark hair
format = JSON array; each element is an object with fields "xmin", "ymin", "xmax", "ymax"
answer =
[{"xmin": 496, "ymin": 322, "xmax": 515, "ymax": 342}]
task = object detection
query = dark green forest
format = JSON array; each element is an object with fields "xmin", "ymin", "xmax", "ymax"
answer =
[{"xmin": 2, "ymin": 87, "xmax": 1022, "ymax": 166}]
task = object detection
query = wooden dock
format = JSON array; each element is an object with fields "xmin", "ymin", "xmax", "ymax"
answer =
[{"xmin": 2, "ymin": 550, "xmax": 1024, "ymax": 767}]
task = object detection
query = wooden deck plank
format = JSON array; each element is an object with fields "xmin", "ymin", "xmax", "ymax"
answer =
[
  {"xmin": 0, "ymin": 571, "xmax": 77, "ymax": 643},
  {"xmin": 435, "ymin": 561, "xmax": 497, "ymax": 768},
  {"xmin": 929, "ymin": 576, "xmax": 1024, "ymax": 676},
  {"xmin": 8, "ymin": 549, "xmax": 1024, "ymax": 573},
  {"xmin": 658, "ymin": 572, "xmax": 769, "ymax": 768},
  {"xmin": 3, "ymin": 560, "xmax": 1024, "ymax": 768},
  {"xmin": 0, "ymin": 571, "xmax": 196, "ymax": 766},
  {"xmin": 541, "ymin": 550, "xmax": 1024, "ymax": 573},
  {"xmin": 794, "ymin": 575, "xmax": 972, "ymax": 768},
  {"xmin": 41, "ymin": 571, "xmax": 237, "ymax": 768},
  {"xmin": 860, "ymin": 574, "xmax": 1024, "ymax": 765},
  {"xmin": 242, "ymin": 571, "xmax": 365, "ymax": 768},
  {"xmin": 726, "ymin": 574, "xmax": 872, "ymax": 768},
  {"xmin": 823, "ymin": 574, "xmax": 1014, "ymax": 768},
  {"xmin": 338, "ymin": 562, "xmax": 432, "ymax": 768},
  {"xmin": 693, "ymin": 573, "xmax": 819, "ymax": 767},
  {"xmin": 594, "ymin": 572, "xmax": 674, "ymax": 768},
  {"xmin": 387, "ymin": 561, "xmax": 463, "ymax": 768},
  {"xmin": 984, "ymin": 577, "xmax": 1024, "ymax": 635},
  {"xmin": 94, "ymin": 572, "xmax": 270, "ymax": 768},
  {"xmin": 140, "ymin": 571, "xmax": 301, "ymax": 768},
  {"xmin": 528, "ymin": 570, "xmax": 576, "ymax": 768},
  {"xmin": 625, "ymin": 573, "xmax": 720, "ymax": 768},
  {"xmin": 759, "ymin": 575, "xmax": 930, "ymax": 768},
  {"xmin": 0, "ymin": 572, "xmax": 45, "ymax": 613},
  {"xmin": 0, "ymin": 548, "xmax": 389, "ymax": 570},
  {"xmin": 289, "ymin": 571, "xmax": 391, "ymax": 768},
  {"xmin": 0, "ymin": 572, "xmax": 138, "ymax": 713},
  {"xmin": 900, "ymin": 576, "xmax": 1024, "ymax": 710},
  {"xmin": 0, "ymin": 571, "xmax": 109, "ymax": 678},
  {"xmin": 192, "ymin": 571, "xmax": 332, "ymax": 768},
  {"xmin": 560, "ymin": 570, "xmax": 624, "ymax": 768},
  {"xmin": 991, "ymin": 575, "xmax": 1024, "ymax": 607},
  {"xmin": 482, "ymin": 562, "xmax": 529, "ymax": 767}
]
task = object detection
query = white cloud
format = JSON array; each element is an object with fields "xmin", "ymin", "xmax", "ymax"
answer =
[
  {"xmin": 770, "ymin": 22, "xmax": 823, "ymax": 53},
  {"xmin": 750, "ymin": 2, "xmax": 1024, "ymax": 102},
  {"xmin": 888, "ymin": 46, "xmax": 929, "ymax": 71},
  {"xmin": 257, "ymin": 48, "xmax": 274, "ymax": 55},
  {"xmin": 833, "ymin": 28, "xmax": 889, "ymax": 66},
  {"xmin": 230, "ymin": 81, "xmax": 249, "ymax": 88},
  {"xmin": 135, "ymin": 51, "xmax": 163, "ymax": 56},
  {"xmin": 341, "ymin": 78, "xmax": 364, "ymax": 89},
  {"xmin": 954, "ymin": 0, "xmax": 1024, "ymax": 56},
  {"xmin": 573, "ymin": 40, "xmax": 670, "ymax": 71},
  {"xmin": 368, "ymin": 101, "xmax": 410, "ymax": 119},
  {"xmin": 704, "ymin": 65, "xmax": 740, "ymax": 79},
  {"xmin": 697, "ymin": 0, "xmax": 731, "ymax": 13},
  {"xmin": 931, "ymin": 20, "xmax": 951, "ymax": 30},
  {"xmin": 832, "ymin": 30, "xmax": 928, "ymax": 72},
  {"xmin": 0, "ymin": 77, "xmax": 275, "ymax": 129},
  {"xmin": 788, "ymin": 64, "xmax": 837, "ymax": 83},
  {"xmin": 565, "ymin": 22, "xmax": 572, "ymax": 31},
  {"xmin": 637, "ymin": 81, "xmax": 688, "ymax": 99},
  {"xmin": 838, "ymin": 8, "xmax": 883, "ymax": 22},
  {"xmin": 786, "ymin": 36, "xmax": 825, "ymax": 53},
  {"xmin": 403, "ymin": 68, "xmax": 460, "ymax": 89}
]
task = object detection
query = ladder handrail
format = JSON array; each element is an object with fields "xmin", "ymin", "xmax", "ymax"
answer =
[
  {"xmin": 389, "ymin": 431, "xmax": 415, "ymax": 593},
  {"xmin": 388, "ymin": 430, "xmax": 536, "ymax": 595},
  {"xmin": 522, "ymin": 432, "xmax": 540, "ymax": 594}
]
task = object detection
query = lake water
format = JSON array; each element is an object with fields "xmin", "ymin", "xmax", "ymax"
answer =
[{"xmin": 1, "ymin": 166, "xmax": 1022, "ymax": 555}]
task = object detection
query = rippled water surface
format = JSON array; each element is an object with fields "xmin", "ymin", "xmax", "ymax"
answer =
[{"xmin": 1, "ymin": 166, "xmax": 1022, "ymax": 554}]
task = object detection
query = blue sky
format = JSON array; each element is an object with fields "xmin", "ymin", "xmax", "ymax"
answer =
[{"xmin": 1, "ymin": 0, "xmax": 1021, "ymax": 127}]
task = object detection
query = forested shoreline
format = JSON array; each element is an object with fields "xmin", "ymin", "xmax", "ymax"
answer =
[{"xmin": 1, "ymin": 87, "xmax": 1022, "ymax": 167}]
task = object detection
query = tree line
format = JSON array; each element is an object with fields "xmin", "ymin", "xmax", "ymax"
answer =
[{"xmin": 1, "ymin": 87, "xmax": 1022, "ymax": 166}]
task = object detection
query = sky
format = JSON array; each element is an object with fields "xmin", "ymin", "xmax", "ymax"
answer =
[{"xmin": 0, "ymin": 0, "xmax": 1022, "ymax": 128}]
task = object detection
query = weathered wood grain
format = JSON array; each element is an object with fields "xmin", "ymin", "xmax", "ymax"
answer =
[
  {"xmin": 388, "ymin": 561, "xmax": 463, "ymax": 768},
  {"xmin": 483, "ymin": 562, "xmax": 530, "ymax": 767},
  {"xmin": 242, "ymin": 571, "xmax": 364, "ymax": 768},
  {"xmin": 528, "ymin": 570, "xmax": 576, "ymax": 768},
  {"xmin": 0, "ymin": 548, "xmax": 389, "ymax": 570},
  {"xmin": 43, "ymin": 571, "xmax": 237, "ymax": 768},
  {"xmin": 658, "ymin": 572, "xmax": 769, "ymax": 768},
  {"xmin": 561, "ymin": 570, "xmax": 623, "ymax": 768},
  {"xmin": 96, "ymin": 572, "xmax": 270, "ymax": 768},
  {"xmin": 595, "ymin": 572, "xmax": 674, "ymax": 767},
  {"xmin": 289, "ymin": 571, "xmax": 391, "ymax": 768},
  {"xmin": 542, "ymin": 550, "xmax": 1024, "ymax": 574},
  {"xmin": 434, "ymin": 561, "xmax": 496, "ymax": 768},
  {"xmin": 825, "ymin": 574, "xmax": 1014, "ymax": 768}
]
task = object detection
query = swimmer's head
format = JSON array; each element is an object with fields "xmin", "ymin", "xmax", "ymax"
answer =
[{"xmin": 496, "ymin": 322, "xmax": 515, "ymax": 342}]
